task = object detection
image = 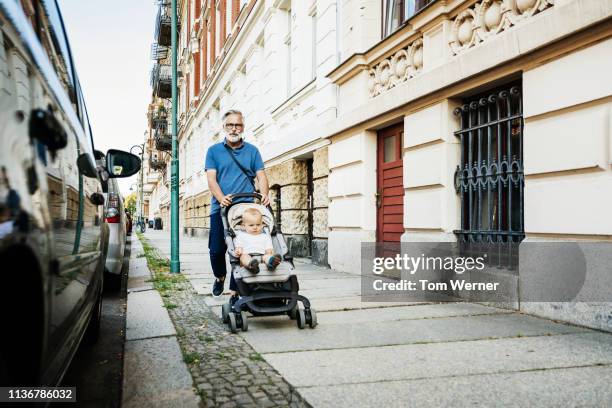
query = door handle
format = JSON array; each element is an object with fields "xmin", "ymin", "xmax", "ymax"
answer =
[{"xmin": 376, "ymin": 191, "xmax": 382, "ymax": 209}]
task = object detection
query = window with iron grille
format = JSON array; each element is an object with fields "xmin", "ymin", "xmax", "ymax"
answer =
[
  {"xmin": 271, "ymin": 185, "xmax": 282, "ymax": 231},
  {"xmin": 453, "ymin": 83, "xmax": 524, "ymax": 244}
]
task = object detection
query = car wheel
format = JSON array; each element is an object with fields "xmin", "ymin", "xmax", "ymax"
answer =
[{"xmin": 84, "ymin": 287, "xmax": 103, "ymax": 345}]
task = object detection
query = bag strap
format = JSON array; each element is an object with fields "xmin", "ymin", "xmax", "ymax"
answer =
[{"xmin": 223, "ymin": 144, "xmax": 256, "ymax": 188}]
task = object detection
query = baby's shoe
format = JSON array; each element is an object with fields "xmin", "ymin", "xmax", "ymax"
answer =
[
  {"xmin": 267, "ymin": 254, "xmax": 282, "ymax": 271},
  {"xmin": 247, "ymin": 258, "xmax": 260, "ymax": 274}
]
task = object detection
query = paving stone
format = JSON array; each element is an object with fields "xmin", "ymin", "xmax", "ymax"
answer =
[
  {"xmin": 243, "ymin": 313, "xmax": 585, "ymax": 353},
  {"xmin": 125, "ymin": 290, "xmax": 176, "ymax": 340},
  {"xmin": 297, "ymin": 365, "xmax": 612, "ymax": 408},
  {"xmin": 264, "ymin": 332, "xmax": 612, "ymax": 388}
]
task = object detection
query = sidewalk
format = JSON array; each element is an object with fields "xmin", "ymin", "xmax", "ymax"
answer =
[
  {"xmin": 135, "ymin": 229, "xmax": 612, "ymax": 407},
  {"xmin": 122, "ymin": 236, "xmax": 200, "ymax": 408}
]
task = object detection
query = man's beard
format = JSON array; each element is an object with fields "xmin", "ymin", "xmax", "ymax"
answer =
[{"xmin": 224, "ymin": 130, "xmax": 243, "ymax": 143}]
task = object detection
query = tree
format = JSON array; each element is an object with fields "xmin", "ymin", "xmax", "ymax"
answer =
[{"xmin": 124, "ymin": 192, "xmax": 137, "ymax": 215}]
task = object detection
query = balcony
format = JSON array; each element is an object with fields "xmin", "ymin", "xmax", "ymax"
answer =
[
  {"xmin": 151, "ymin": 42, "xmax": 169, "ymax": 60},
  {"xmin": 151, "ymin": 63, "xmax": 172, "ymax": 99},
  {"xmin": 150, "ymin": 106, "xmax": 168, "ymax": 128},
  {"xmin": 149, "ymin": 157, "xmax": 166, "ymax": 171},
  {"xmin": 155, "ymin": 132, "xmax": 172, "ymax": 152},
  {"xmin": 154, "ymin": 1, "xmax": 180, "ymax": 47}
]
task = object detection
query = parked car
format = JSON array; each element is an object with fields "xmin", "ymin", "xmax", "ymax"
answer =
[
  {"xmin": 104, "ymin": 178, "xmax": 127, "ymax": 290},
  {"xmin": 0, "ymin": 0, "xmax": 140, "ymax": 386}
]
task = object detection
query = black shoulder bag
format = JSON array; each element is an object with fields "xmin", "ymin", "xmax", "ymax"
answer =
[{"xmin": 223, "ymin": 144, "xmax": 257, "ymax": 190}]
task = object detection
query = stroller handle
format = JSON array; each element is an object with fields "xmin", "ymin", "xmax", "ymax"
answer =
[{"xmin": 228, "ymin": 192, "xmax": 264, "ymax": 201}]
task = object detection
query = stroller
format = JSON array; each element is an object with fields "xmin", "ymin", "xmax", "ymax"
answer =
[{"xmin": 220, "ymin": 193, "xmax": 317, "ymax": 333}]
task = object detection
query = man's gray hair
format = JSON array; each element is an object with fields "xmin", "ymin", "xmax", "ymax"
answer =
[{"xmin": 222, "ymin": 109, "xmax": 243, "ymax": 123}]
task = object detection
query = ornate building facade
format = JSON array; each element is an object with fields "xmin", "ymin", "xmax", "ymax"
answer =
[{"xmin": 144, "ymin": 0, "xmax": 612, "ymax": 330}]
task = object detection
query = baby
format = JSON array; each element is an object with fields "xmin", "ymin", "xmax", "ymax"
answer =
[{"xmin": 234, "ymin": 207, "xmax": 282, "ymax": 273}]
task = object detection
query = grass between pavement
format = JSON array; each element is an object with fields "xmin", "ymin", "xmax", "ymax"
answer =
[{"xmin": 137, "ymin": 232, "xmax": 186, "ymax": 308}]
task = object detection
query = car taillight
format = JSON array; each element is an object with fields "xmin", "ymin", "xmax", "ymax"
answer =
[
  {"xmin": 106, "ymin": 207, "xmax": 120, "ymax": 223},
  {"xmin": 108, "ymin": 192, "xmax": 119, "ymax": 209}
]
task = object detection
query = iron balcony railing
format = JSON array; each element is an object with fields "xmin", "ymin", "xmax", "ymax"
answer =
[
  {"xmin": 155, "ymin": 132, "xmax": 172, "ymax": 152},
  {"xmin": 154, "ymin": 1, "xmax": 180, "ymax": 47},
  {"xmin": 150, "ymin": 157, "xmax": 166, "ymax": 171},
  {"xmin": 151, "ymin": 63, "xmax": 172, "ymax": 99},
  {"xmin": 151, "ymin": 42, "xmax": 169, "ymax": 60},
  {"xmin": 151, "ymin": 107, "xmax": 168, "ymax": 128}
]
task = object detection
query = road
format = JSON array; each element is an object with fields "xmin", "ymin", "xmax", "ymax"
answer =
[{"xmin": 57, "ymin": 237, "xmax": 131, "ymax": 407}]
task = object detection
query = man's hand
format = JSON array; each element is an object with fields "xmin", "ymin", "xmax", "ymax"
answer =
[
  {"xmin": 260, "ymin": 193, "xmax": 270, "ymax": 207},
  {"xmin": 220, "ymin": 194, "xmax": 233, "ymax": 207}
]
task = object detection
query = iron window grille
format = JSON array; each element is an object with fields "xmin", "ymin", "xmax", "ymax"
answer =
[
  {"xmin": 272, "ymin": 186, "xmax": 282, "ymax": 231},
  {"xmin": 453, "ymin": 84, "xmax": 524, "ymax": 246}
]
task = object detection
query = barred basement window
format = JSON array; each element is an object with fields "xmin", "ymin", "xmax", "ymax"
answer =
[
  {"xmin": 453, "ymin": 84, "xmax": 524, "ymax": 244},
  {"xmin": 271, "ymin": 185, "xmax": 282, "ymax": 231}
]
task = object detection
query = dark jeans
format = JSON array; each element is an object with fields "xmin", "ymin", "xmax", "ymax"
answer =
[{"xmin": 208, "ymin": 211, "xmax": 237, "ymax": 291}]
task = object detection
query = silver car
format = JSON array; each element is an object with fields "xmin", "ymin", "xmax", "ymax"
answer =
[{"xmin": 104, "ymin": 178, "xmax": 126, "ymax": 290}]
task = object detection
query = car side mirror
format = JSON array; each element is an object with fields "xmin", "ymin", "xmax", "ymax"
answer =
[{"xmin": 106, "ymin": 149, "xmax": 141, "ymax": 178}]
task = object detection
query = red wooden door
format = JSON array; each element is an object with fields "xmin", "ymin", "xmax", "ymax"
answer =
[{"xmin": 377, "ymin": 124, "xmax": 404, "ymax": 242}]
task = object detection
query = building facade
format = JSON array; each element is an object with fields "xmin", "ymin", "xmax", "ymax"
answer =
[{"xmin": 145, "ymin": 0, "xmax": 612, "ymax": 330}]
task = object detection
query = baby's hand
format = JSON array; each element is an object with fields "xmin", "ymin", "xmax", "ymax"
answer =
[{"xmin": 235, "ymin": 247, "xmax": 243, "ymax": 256}]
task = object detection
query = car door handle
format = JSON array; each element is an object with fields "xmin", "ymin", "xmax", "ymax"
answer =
[{"xmin": 29, "ymin": 108, "xmax": 68, "ymax": 151}]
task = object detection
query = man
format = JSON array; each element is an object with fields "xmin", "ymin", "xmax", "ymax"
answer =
[{"xmin": 205, "ymin": 110, "xmax": 270, "ymax": 300}]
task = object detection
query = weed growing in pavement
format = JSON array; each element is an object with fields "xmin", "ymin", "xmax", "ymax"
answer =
[
  {"xmin": 176, "ymin": 328, "xmax": 186, "ymax": 337},
  {"xmin": 204, "ymin": 336, "xmax": 214, "ymax": 343},
  {"xmin": 183, "ymin": 352, "xmax": 201, "ymax": 365},
  {"xmin": 137, "ymin": 233, "xmax": 186, "ymax": 296},
  {"xmin": 164, "ymin": 302, "xmax": 178, "ymax": 309},
  {"xmin": 248, "ymin": 353, "xmax": 264, "ymax": 362}
]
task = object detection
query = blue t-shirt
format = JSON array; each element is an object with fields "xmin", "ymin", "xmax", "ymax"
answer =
[{"xmin": 204, "ymin": 139, "xmax": 265, "ymax": 214}]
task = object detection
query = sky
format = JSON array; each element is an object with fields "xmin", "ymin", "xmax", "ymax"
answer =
[{"xmin": 59, "ymin": 0, "xmax": 156, "ymax": 196}]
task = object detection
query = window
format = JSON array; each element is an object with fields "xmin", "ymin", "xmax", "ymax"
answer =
[
  {"xmin": 215, "ymin": 5, "xmax": 221, "ymax": 57},
  {"xmin": 207, "ymin": 29, "xmax": 212, "ymax": 74},
  {"xmin": 40, "ymin": 0, "xmax": 76, "ymax": 103},
  {"xmin": 226, "ymin": 0, "xmax": 232, "ymax": 38},
  {"xmin": 310, "ymin": 12, "xmax": 317, "ymax": 80},
  {"xmin": 284, "ymin": 8, "xmax": 292, "ymax": 97},
  {"xmin": 383, "ymin": 0, "xmax": 436, "ymax": 37},
  {"xmin": 453, "ymin": 83, "xmax": 524, "ymax": 245},
  {"xmin": 271, "ymin": 185, "xmax": 282, "ymax": 231}
]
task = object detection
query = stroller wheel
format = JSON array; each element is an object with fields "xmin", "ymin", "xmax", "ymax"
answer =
[
  {"xmin": 306, "ymin": 308, "xmax": 318, "ymax": 329},
  {"xmin": 222, "ymin": 303, "xmax": 231, "ymax": 324},
  {"xmin": 296, "ymin": 308, "xmax": 306, "ymax": 329},
  {"xmin": 240, "ymin": 311, "xmax": 249, "ymax": 332},
  {"xmin": 228, "ymin": 313, "xmax": 238, "ymax": 333}
]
